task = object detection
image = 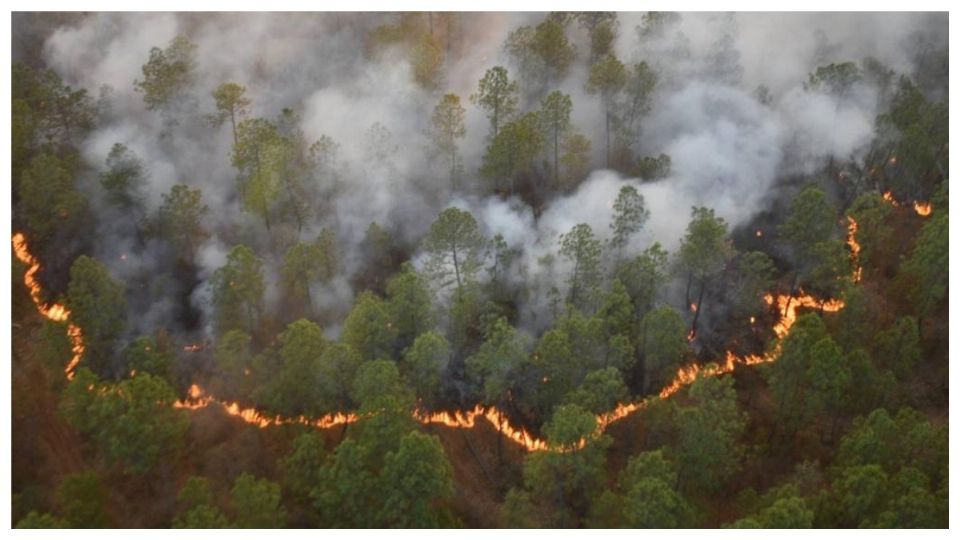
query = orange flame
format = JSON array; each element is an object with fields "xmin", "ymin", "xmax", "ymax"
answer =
[
  {"xmin": 183, "ymin": 344, "xmax": 204, "ymax": 352},
  {"xmin": 9, "ymin": 225, "xmax": 858, "ymax": 454},
  {"xmin": 689, "ymin": 303, "xmax": 698, "ymax": 313},
  {"xmin": 847, "ymin": 216, "xmax": 862, "ymax": 283},
  {"xmin": 174, "ymin": 384, "xmax": 359, "ymax": 429},
  {"xmin": 755, "ymin": 229, "xmax": 763, "ymax": 238},
  {"xmin": 913, "ymin": 201, "xmax": 932, "ymax": 216},
  {"xmin": 12, "ymin": 233, "xmax": 85, "ymax": 380}
]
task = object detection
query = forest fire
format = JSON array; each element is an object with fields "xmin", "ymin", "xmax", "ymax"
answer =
[
  {"xmin": 847, "ymin": 216, "xmax": 863, "ymax": 282},
  {"xmin": 174, "ymin": 384, "xmax": 359, "ymax": 429},
  {"xmin": 914, "ymin": 201, "xmax": 932, "ymax": 216},
  {"xmin": 883, "ymin": 191, "xmax": 933, "ymax": 217},
  {"xmin": 12, "ymin": 233, "xmax": 85, "ymax": 380},
  {"xmin": 5, "ymin": 218, "xmax": 858, "ymax": 453}
]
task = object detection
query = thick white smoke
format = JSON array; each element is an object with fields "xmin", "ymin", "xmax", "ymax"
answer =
[{"xmin": 29, "ymin": 11, "xmax": 945, "ymax": 338}]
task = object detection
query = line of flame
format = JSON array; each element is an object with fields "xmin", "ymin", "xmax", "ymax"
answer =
[
  {"xmin": 7, "ymin": 206, "xmax": 864, "ymax": 453},
  {"xmin": 883, "ymin": 191, "xmax": 933, "ymax": 217},
  {"xmin": 12, "ymin": 233, "xmax": 84, "ymax": 380}
]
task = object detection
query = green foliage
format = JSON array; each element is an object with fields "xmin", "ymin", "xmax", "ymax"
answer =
[
  {"xmin": 211, "ymin": 245, "xmax": 265, "ymax": 335},
  {"xmin": 617, "ymin": 62, "xmax": 658, "ymax": 149},
  {"xmin": 564, "ymin": 367, "xmax": 628, "ymax": 416},
  {"xmin": 122, "ymin": 334, "xmax": 175, "ymax": 382},
  {"xmin": 313, "ymin": 437, "xmax": 380, "ymax": 527},
  {"xmin": 280, "ymin": 232, "xmax": 338, "ymax": 313},
  {"xmin": 616, "ymin": 242, "xmax": 669, "ymax": 319},
  {"xmin": 231, "ymin": 117, "xmax": 287, "ymax": 230},
  {"xmin": 157, "ymin": 184, "xmax": 208, "ymax": 262},
  {"xmin": 386, "ymin": 263, "xmax": 435, "ymax": 353},
  {"xmin": 377, "ymin": 431, "xmax": 457, "ymax": 527},
  {"xmin": 559, "ymin": 131, "xmax": 592, "ymax": 187},
  {"xmin": 540, "ymin": 90, "xmax": 573, "ymax": 185},
  {"xmin": 431, "ymin": 93, "xmax": 466, "ymax": 188},
  {"xmin": 848, "ymin": 192, "xmax": 895, "ymax": 275},
  {"xmin": 173, "ymin": 505, "xmax": 231, "ymax": 528},
  {"xmin": 673, "ymin": 375, "xmax": 746, "ymax": 493},
  {"xmin": 413, "ymin": 33, "xmax": 444, "ymax": 90},
  {"xmin": 66, "ymin": 255, "xmax": 126, "ymax": 375},
  {"xmin": 640, "ymin": 305, "xmax": 687, "ymax": 393},
  {"xmin": 532, "ymin": 17, "xmax": 576, "ymax": 83},
  {"xmin": 901, "ymin": 211, "xmax": 948, "ymax": 317},
  {"xmin": 57, "ymin": 471, "xmax": 108, "ymax": 527},
  {"xmin": 632, "ymin": 152, "xmax": 671, "ymax": 180},
  {"xmin": 559, "ymin": 223, "xmax": 603, "ymax": 310},
  {"xmin": 351, "ymin": 359, "xmax": 412, "ymax": 410},
  {"xmin": 61, "ymin": 369, "xmax": 189, "ymax": 474},
  {"xmin": 209, "ymin": 82, "xmax": 250, "ymax": 143},
  {"xmin": 421, "ymin": 207, "xmax": 486, "ymax": 291},
  {"xmin": 875, "ymin": 76, "xmax": 947, "ymax": 200},
  {"xmin": 875, "ymin": 316, "xmax": 921, "ymax": 380},
  {"xmin": 316, "ymin": 343, "xmax": 363, "ymax": 411},
  {"xmin": 806, "ymin": 61, "xmax": 862, "ymax": 97},
  {"xmin": 172, "ymin": 476, "xmax": 231, "ymax": 528},
  {"xmin": 19, "ymin": 153, "xmax": 88, "ymax": 245},
  {"xmin": 255, "ymin": 319, "xmax": 328, "ymax": 417},
  {"xmin": 100, "ymin": 143, "xmax": 147, "ymax": 215},
  {"xmin": 134, "ymin": 35, "xmax": 197, "ymax": 110},
  {"xmin": 730, "ymin": 251, "xmax": 776, "ymax": 316},
  {"xmin": 780, "ymin": 185, "xmax": 838, "ymax": 282},
  {"xmin": 500, "ymin": 489, "xmax": 542, "ymax": 528},
  {"xmin": 466, "ymin": 317, "xmax": 528, "ymax": 407},
  {"xmin": 585, "ymin": 54, "xmax": 627, "ymax": 165},
  {"xmin": 733, "ymin": 496, "xmax": 814, "ymax": 528},
  {"xmin": 471, "ymin": 66, "xmax": 518, "ymax": 139},
  {"xmin": 766, "ymin": 313, "xmax": 829, "ymax": 437},
  {"xmin": 279, "ymin": 432, "xmax": 328, "ymax": 502},
  {"xmin": 480, "ymin": 111, "xmax": 545, "ymax": 193},
  {"xmin": 12, "ymin": 62, "xmax": 95, "ymax": 153},
  {"xmin": 836, "ymin": 408, "xmax": 947, "ymax": 484},
  {"xmin": 211, "ymin": 329, "xmax": 253, "ymax": 401},
  {"xmin": 676, "ymin": 207, "xmax": 732, "ymax": 300},
  {"xmin": 15, "ymin": 511, "xmax": 69, "ymax": 528},
  {"xmin": 343, "ymin": 291, "xmax": 397, "ymax": 362},
  {"xmin": 522, "ymin": 404, "xmax": 610, "ymax": 526},
  {"xmin": 231, "ymin": 473, "xmax": 287, "ymax": 528},
  {"xmin": 609, "ymin": 185, "xmax": 650, "ymax": 259},
  {"xmin": 402, "ymin": 331, "xmax": 449, "ymax": 410}
]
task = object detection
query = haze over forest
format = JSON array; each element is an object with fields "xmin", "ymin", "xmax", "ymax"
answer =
[{"xmin": 10, "ymin": 11, "xmax": 949, "ymax": 529}]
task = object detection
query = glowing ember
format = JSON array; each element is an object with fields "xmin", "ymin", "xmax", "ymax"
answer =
[
  {"xmin": 183, "ymin": 343, "xmax": 204, "ymax": 352},
  {"xmin": 913, "ymin": 201, "xmax": 932, "ymax": 216},
  {"xmin": 755, "ymin": 229, "xmax": 763, "ymax": 237},
  {"xmin": 689, "ymin": 303, "xmax": 698, "ymax": 313},
  {"xmin": 12, "ymin": 233, "xmax": 85, "ymax": 380}
]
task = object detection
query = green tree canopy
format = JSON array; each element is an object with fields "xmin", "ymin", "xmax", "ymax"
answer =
[{"xmin": 66, "ymin": 255, "xmax": 126, "ymax": 376}]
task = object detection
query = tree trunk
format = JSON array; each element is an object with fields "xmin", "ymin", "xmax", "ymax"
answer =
[{"xmin": 230, "ymin": 109, "xmax": 238, "ymax": 148}]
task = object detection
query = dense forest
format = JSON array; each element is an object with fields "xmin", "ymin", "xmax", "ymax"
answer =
[{"xmin": 10, "ymin": 12, "xmax": 948, "ymax": 528}]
